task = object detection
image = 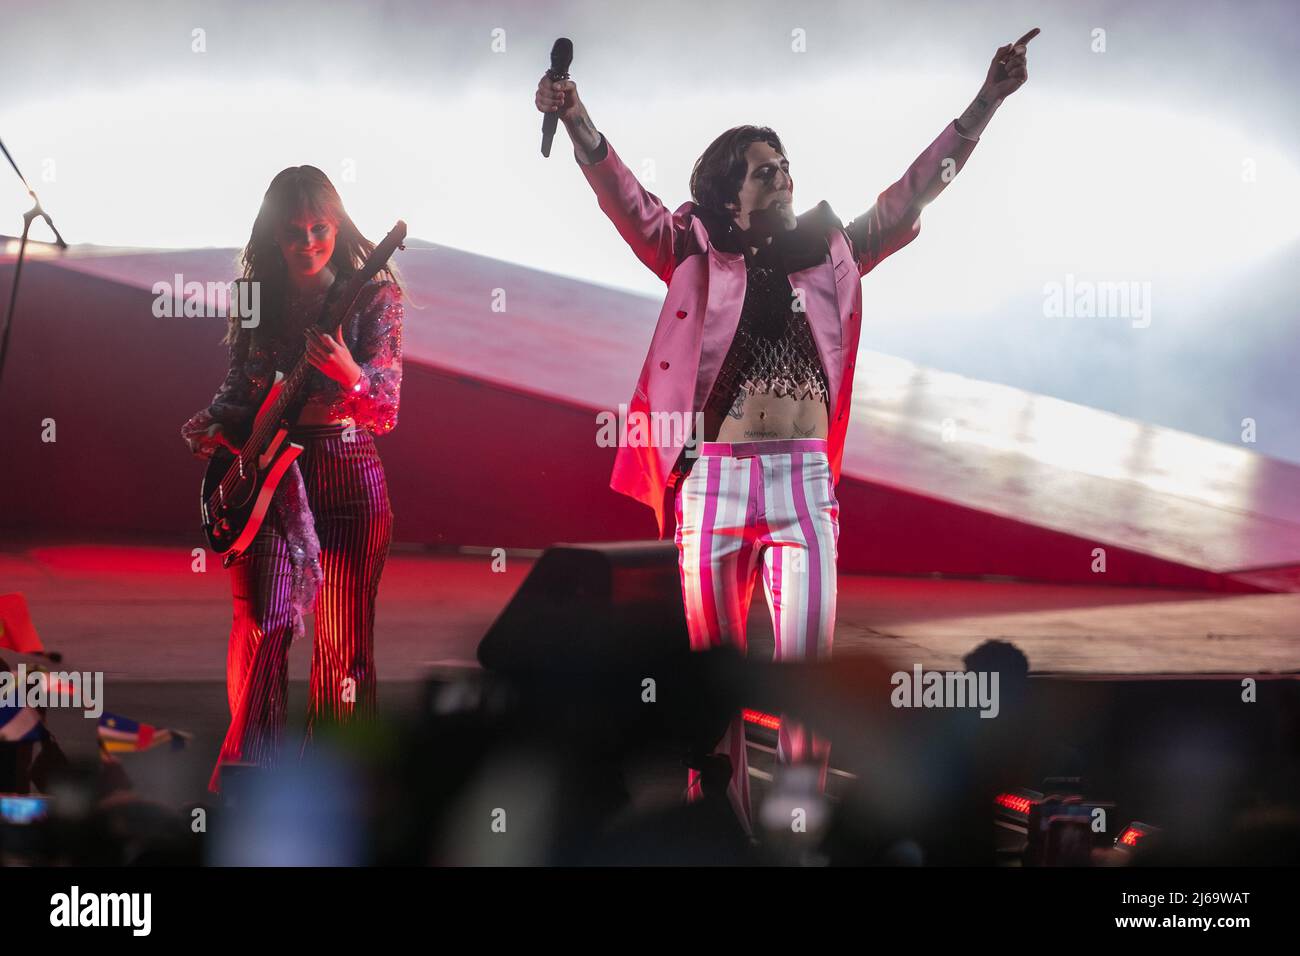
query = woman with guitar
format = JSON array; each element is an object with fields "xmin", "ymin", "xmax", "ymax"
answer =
[{"xmin": 181, "ymin": 166, "xmax": 404, "ymax": 794}]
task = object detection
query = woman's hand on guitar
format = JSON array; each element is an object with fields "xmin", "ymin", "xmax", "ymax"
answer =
[
  {"xmin": 195, "ymin": 423, "xmax": 240, "ymax": 458},
  {"xmin": 305, "ymin": 323, "xmax": 363, "ymax": 389}
]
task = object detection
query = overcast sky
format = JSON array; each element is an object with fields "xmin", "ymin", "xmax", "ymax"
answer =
[{"xmin": 3, "ymin": 0, "xmax": 1299, "ymax": 460}]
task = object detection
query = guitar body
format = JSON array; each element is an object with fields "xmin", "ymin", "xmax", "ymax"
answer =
[{"xmin": 200, "ymin": 372, "xmax": 304, "ymax": 558}]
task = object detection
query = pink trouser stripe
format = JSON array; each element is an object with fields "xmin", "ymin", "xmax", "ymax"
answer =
[{"xmin": 675, "ymin": 438, "xmax": 839, "ymax": 832}]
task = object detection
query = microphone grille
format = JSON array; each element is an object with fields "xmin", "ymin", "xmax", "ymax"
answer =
[{"xmin": 550, "ymin": 37, "xmax": 573, "ymax": 72}]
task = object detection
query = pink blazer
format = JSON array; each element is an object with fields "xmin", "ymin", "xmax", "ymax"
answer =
[{"xmin": 577, "ymin": 119, "xmax": 979, "ymax": 537}]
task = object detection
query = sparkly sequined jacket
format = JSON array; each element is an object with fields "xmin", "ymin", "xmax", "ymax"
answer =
[
  {"xmin": 575, "ymin": 120, "xmax": 980, "ymax": 537},
  {"xmin": 181, "ymin": 277, "xmax": 403, "ymax": 455}
]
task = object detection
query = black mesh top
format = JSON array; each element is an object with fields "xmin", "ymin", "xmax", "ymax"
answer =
[{"xmin": 704, "ymin": 251, "xmax": 830, "ymax": 418}]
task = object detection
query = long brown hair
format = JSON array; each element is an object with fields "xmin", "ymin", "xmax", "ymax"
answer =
[
  {"xmin": 689, "ymin": 126, "xmax": 787, "ymax": 217},
  {"xmin": 226, "ymin": 165, "xmax": 402, "ymax": 343}
]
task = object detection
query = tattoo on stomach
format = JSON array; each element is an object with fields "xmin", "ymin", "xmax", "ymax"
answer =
[{"xmin": 727, "ymin": 392, "xmax": 747, "ymax": 420}]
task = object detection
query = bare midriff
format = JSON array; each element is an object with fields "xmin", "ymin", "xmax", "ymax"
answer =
[
  {"xmin": 295, "ymin": 402, "xmax": 353, "ymax": 427},
  {"xmin": 700, "ymin": 250, "xmax": 831, "ymax": 444},
  {"xmin": 704, "ymin": 394, "xmax": 828, "ymax": 442}
]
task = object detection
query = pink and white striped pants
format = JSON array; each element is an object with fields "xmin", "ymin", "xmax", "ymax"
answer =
[{"xmin": 673, "ymin": 437, "xmax": 839, "ymax": 832}]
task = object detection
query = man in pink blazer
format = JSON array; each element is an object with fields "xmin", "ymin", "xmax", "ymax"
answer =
[{"xmin": 537, "ymin": 29, "xmax": 1038, "ymax": 834}]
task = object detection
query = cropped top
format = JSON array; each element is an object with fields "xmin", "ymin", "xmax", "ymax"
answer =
[
  {"xmin": 704, "ymin": 247, "xmax": 830, "ymax": 418},
  {"xmin": 181, "ymin": 277, "xmax": 403, "ymax": 455}
]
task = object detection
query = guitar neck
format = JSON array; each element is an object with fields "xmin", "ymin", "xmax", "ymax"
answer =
[{"xmin": 256, "ymin": 274, "xmax": 376, "ymax": 432}]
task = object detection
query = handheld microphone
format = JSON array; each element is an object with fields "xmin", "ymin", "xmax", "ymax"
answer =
[{"xmin": 540, "ymin": 37, "xmax": 574, "ymax": 158}]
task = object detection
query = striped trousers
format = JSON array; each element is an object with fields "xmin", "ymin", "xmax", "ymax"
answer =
[
  {"xmin": 674, "ymin": 438, "xmax": 839, "ymax": 832},
  {"xmin": 209, "ymin": 424, "xmax": 393, "ymax": 793}
]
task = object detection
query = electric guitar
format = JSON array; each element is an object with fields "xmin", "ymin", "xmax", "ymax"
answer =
[{"xmin": 200, "ymin": 220, "xmax": 407, "ymax": 559}]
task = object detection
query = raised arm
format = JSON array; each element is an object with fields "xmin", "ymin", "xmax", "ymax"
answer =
[
  {"xmin": 535, "ymin": 72, "xmax": 686, "ymax": 283},
  {"xmin": 846, "ymin": 28, "xmax": 1038, "ymax": 276}
]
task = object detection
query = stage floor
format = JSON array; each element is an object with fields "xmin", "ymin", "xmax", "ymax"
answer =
[
  {"xmin": 5, "ymin": 534, "xmax": 1298, "ymax": 681},
  {"xmin": 5, "ymin": 534, "xmax": 1297, "ymax": 809}
]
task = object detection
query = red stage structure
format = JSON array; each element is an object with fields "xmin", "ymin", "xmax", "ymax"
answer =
[{"xmin": 3, "ymin": 238, "xmax": 1299, "ymax": 592}]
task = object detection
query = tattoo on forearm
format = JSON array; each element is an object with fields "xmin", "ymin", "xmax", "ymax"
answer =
[
  {"xmin": 958, "ymin": 98, "xmax": 989, "ymax": 131},
  {"xmin": 958, "ymin": 89, "xmax": 999, "ymax": 136},
  {"xmin": 573, "ymin": 113, "xmax": 599, "ymax": 149}
]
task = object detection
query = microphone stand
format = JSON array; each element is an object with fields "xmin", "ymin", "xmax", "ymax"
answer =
[{"xmin": 0, "ymin": 137, "xmax": 68, "ymax": 397}]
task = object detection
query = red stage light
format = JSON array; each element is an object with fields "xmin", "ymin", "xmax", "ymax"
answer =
[
  {"xmin": 995, "ymin": 792, "xmax": 1038, "ymax": 816},
  {"xmin": 1112, "ymin": 822, "xmax": 1159, "ymax": 855},
  {"xmin": 742, "ymin": 709, "xmax": 781, "ymax": 731}
]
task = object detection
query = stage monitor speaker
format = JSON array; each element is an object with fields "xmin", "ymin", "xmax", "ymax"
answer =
[{"xmin": 476, "ymin": 541, "xmax": 689, "ymax": 673}]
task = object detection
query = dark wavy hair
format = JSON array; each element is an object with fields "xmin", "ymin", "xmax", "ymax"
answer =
[
  {"xmin": 689, "ymin": 126, "xmax": 787, "ymax": 217},
  {"xmin": 226, "ymin": 165, "xmax": 401, "ymax": 343}
]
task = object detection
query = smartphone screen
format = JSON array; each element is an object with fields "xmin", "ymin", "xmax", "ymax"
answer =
[{"xmin": 0, "ymin": 794, "xmax": 50, "ymax": 825}]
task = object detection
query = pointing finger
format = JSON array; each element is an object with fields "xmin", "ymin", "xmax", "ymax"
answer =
[{"xmin": 1013, "ymin": 27, "xmax": 1040, "ymax": 47}]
